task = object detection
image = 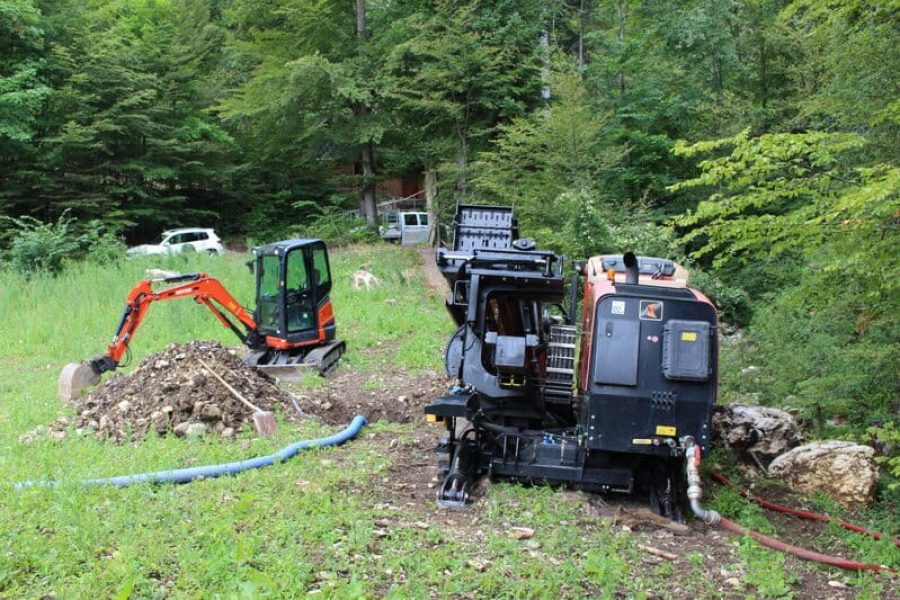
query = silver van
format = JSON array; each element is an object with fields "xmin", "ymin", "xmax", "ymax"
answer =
[{"xmin": 380, "ymin": 211, "xmax": 429, "ymax": 245}]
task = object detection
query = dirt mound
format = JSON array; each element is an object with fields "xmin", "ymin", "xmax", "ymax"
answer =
[{"xmin": 64, "ymin": 341, "xmax": 300, "ymax": 443}]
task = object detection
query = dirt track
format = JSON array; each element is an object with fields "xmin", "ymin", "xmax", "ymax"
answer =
[{"xmin": 419, "ymin": 246, "xmax": 451, "ymax": 297}]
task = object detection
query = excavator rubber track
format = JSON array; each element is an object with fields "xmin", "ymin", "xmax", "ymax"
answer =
[{"xmin": 245, "ymin": 339, "xmax": 345, "ymax": 383}]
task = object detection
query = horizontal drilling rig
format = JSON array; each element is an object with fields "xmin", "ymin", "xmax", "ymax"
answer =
[{"xmin": 426, "ymin": 205, "xmax": 718, "ymax": 518}]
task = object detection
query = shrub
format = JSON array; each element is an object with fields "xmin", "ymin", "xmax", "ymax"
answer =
[
  {"xmin": 732, "ymin": 245, "xmax": 898, "ymax": 430},
  {"xmin": 687, "ymin": 267, "xmax": 753, "ymax": 326},
  {"xmin": 81, "ymin": 219, "xmax": 127, "ymax": 264},
  {"xmin": 524, "ymin": 189, "xmax": 672, "ymax": 262},
  {"xmin": 530, "ymin": 189, "xmax": 615, "ymax": 259},
  {"xmin": 296, "ymin": 207, "xmax": 380, "ymax": 246},
  {"xmin": 1, "ymin": 213, "xmax": 126, "ymax": 275},
  {"xmin": 867, "ymin": 422, "xmax": 900, "ymax": 491},
  {"xmin": 3, "ymin": 213, "xmax": 81, "ymax": 276}
]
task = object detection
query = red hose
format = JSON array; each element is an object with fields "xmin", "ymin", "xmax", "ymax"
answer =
[
  {"xmin": 718, "ymin": 517, "xmax": 897, "ymax": 574},
  {"xmin": 684, "ymin": 442, "xmax": 897, "ymax": 574},
  {"xmin": 709, "ymin": 469, "xmax": 900, "ymax": 548}
]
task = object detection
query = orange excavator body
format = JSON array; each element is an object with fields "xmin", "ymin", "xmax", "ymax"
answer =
[{"xmin": 59, "ymin": 239, "xmax": 344, "ymax": 400}]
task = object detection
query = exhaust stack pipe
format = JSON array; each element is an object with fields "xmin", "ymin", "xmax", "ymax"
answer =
[{"xmin": 623, "ymin": 252, "xmax": 639, "ymax": 284}]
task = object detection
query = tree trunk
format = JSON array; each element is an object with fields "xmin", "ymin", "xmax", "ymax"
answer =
[
  {"xmin": 540, "ymin": 31, "xmax": 551, "ymax": 99},
  {"xmin": 355, "ymin": 0, "xmax": 376, "ymax": 225},
  {"xmin": 578, "ymin": 0, "xmax": 586, "ymax": 68},
  {"xmin": 454, "ymin": 135, "xmax": 468, "ymax": 204},
  {"xmin": 759, "ymin": 41, "xmax": 769, "ymax": 109},
  {"xmin": 425, "ymin": 169, "xmax": 438, "ymax": 246},
  {"xmin": 355, "ymin": 0, "xmax": 366, "ymax": 42},
  {"xmin": 361, "ymin": 141, "xmax": 377, "ymax": 226},
  {"xmin": 357, "ymin": 160, "xmax": 367, "ymax": 216},
  {"xmin": 616, "ymin": 0, "xmax": 627, "ymax": 97}
]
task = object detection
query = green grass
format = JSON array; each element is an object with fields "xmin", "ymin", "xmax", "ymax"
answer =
[
  {"xmin": 325, "ymin": 245, "xmax": 450, "ymax": 372},
  {"xmin": 707, "ymin": 473, "xmax": 899, "ymax": 598},
  {"xmin": 708, "ymin": 487, "xmax": 796, "ymax": 599},
  {"xmin": 0, "ymin": 246, "xmax": 897, "ymax": 597}
]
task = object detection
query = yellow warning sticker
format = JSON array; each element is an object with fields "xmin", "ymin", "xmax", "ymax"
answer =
[
  {"xmin": 681, "ymin": 331, "xmax": 698, "ymax": 342},
  {"xmin": 656, "ymin": 425, "xmax": 677, "ymax": 436},
  {"xmin": 426, "ymin": 414, "xmax": 443, "ymax": 423},
  {"xmin": 632, "ymin": 438, "xmax": 652, "ymax": 445}
]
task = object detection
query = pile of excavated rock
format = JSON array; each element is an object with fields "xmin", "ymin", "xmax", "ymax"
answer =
[{"xmin": 50, "ymin": 341, "xmax": 299, "ymax": 443}]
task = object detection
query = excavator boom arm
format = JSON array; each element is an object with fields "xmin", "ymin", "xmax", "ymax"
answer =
[{"xmin": 104, "ymin": 273, "xmax": 257, "ymax": 366}]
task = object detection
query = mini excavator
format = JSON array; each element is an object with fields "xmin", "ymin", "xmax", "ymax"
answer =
[{"xmin": 59, "ymin": 239, "xmax": 345, "ymax": 400}]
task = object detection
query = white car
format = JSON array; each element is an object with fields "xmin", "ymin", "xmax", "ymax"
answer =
[{"xmin": 126, "ymin": 228, "xmax": 225, "ymax": 257}]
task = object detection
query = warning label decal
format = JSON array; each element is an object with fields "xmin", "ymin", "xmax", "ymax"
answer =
[{"xmin": 639, "ymin": 300, "xmax": 663, "ymax": 321}]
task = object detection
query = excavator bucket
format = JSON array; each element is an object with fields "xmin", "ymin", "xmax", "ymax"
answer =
[{"xmin": 58, "ymin": 362, "xmax": 100, "ymax": 401}]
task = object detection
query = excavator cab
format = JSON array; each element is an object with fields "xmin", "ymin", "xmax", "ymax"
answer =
[
  {"xmin": 252, "ymin": 239, "xmax": 335, "ymax": 346},
  {"xmin": 244, "ymin": 239, "xmax": 344, "ymax": 379}
]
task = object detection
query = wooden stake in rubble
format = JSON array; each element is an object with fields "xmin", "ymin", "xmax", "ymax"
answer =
[{"xmin": 197, "ymin": 357, "xmax": 278, "ymax": 436}]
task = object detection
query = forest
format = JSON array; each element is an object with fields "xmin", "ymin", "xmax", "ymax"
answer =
[{"xmin": 0, "ymin": 0, "xmax": 897, "ymax": 437}]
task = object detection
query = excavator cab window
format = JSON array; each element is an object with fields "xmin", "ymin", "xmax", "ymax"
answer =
[
  {"xmin": 254, "ymin": 241, "xmax": 332, "ymax": 338},
  {"xmin": 285, "ymin": 248, "xmax": 315, "ymax": 333},
  {"xmin": 257, "ymin": 253, "xmax": 281, "ymax": 333},
  {"xmin": 311, "ymin": 245, "xmax": 332, "ymax": 296}
]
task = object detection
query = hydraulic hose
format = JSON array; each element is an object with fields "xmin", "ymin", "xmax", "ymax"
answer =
[
  {"xmin": 14, "ymin": 415, "xmax": 367, "ymax": 489},
  {"xmin": 716, "ymin": 516, "xmax": 896, "ymax": 574},
  {"xmin": 709, "ymin": 469, "xmax": 900, "ymax": 548},
  {"xmin": 682, "ymin": 437, "xmax": 897, "ymax": 575}
]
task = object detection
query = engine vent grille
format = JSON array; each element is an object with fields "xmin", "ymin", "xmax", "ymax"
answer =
[
  {"xmin": 543, "ymin": 325, "xmax": 577, "ymax": 404},
  {"xmin": 650, "ymin": 390, "xmax": 678, "ymax": 411}
]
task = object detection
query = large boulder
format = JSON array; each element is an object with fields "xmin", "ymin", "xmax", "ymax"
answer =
[
  {"xmin": 711, "ymin": 403, "xmax": 802, "ymax": 461},
  {"xmin": 767, "ymin": 441, "xmax": 879, "ymax": 508}
]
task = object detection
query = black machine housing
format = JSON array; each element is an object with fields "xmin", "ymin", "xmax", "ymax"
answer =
[{"xmin": 426, "ymin": 205, "xmax": 718, "ymax": 514}]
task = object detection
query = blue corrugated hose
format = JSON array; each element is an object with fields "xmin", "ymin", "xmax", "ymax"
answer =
[{"xmin": 14, "ymin": 415, "xmax": 367, "ymax": 489}]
